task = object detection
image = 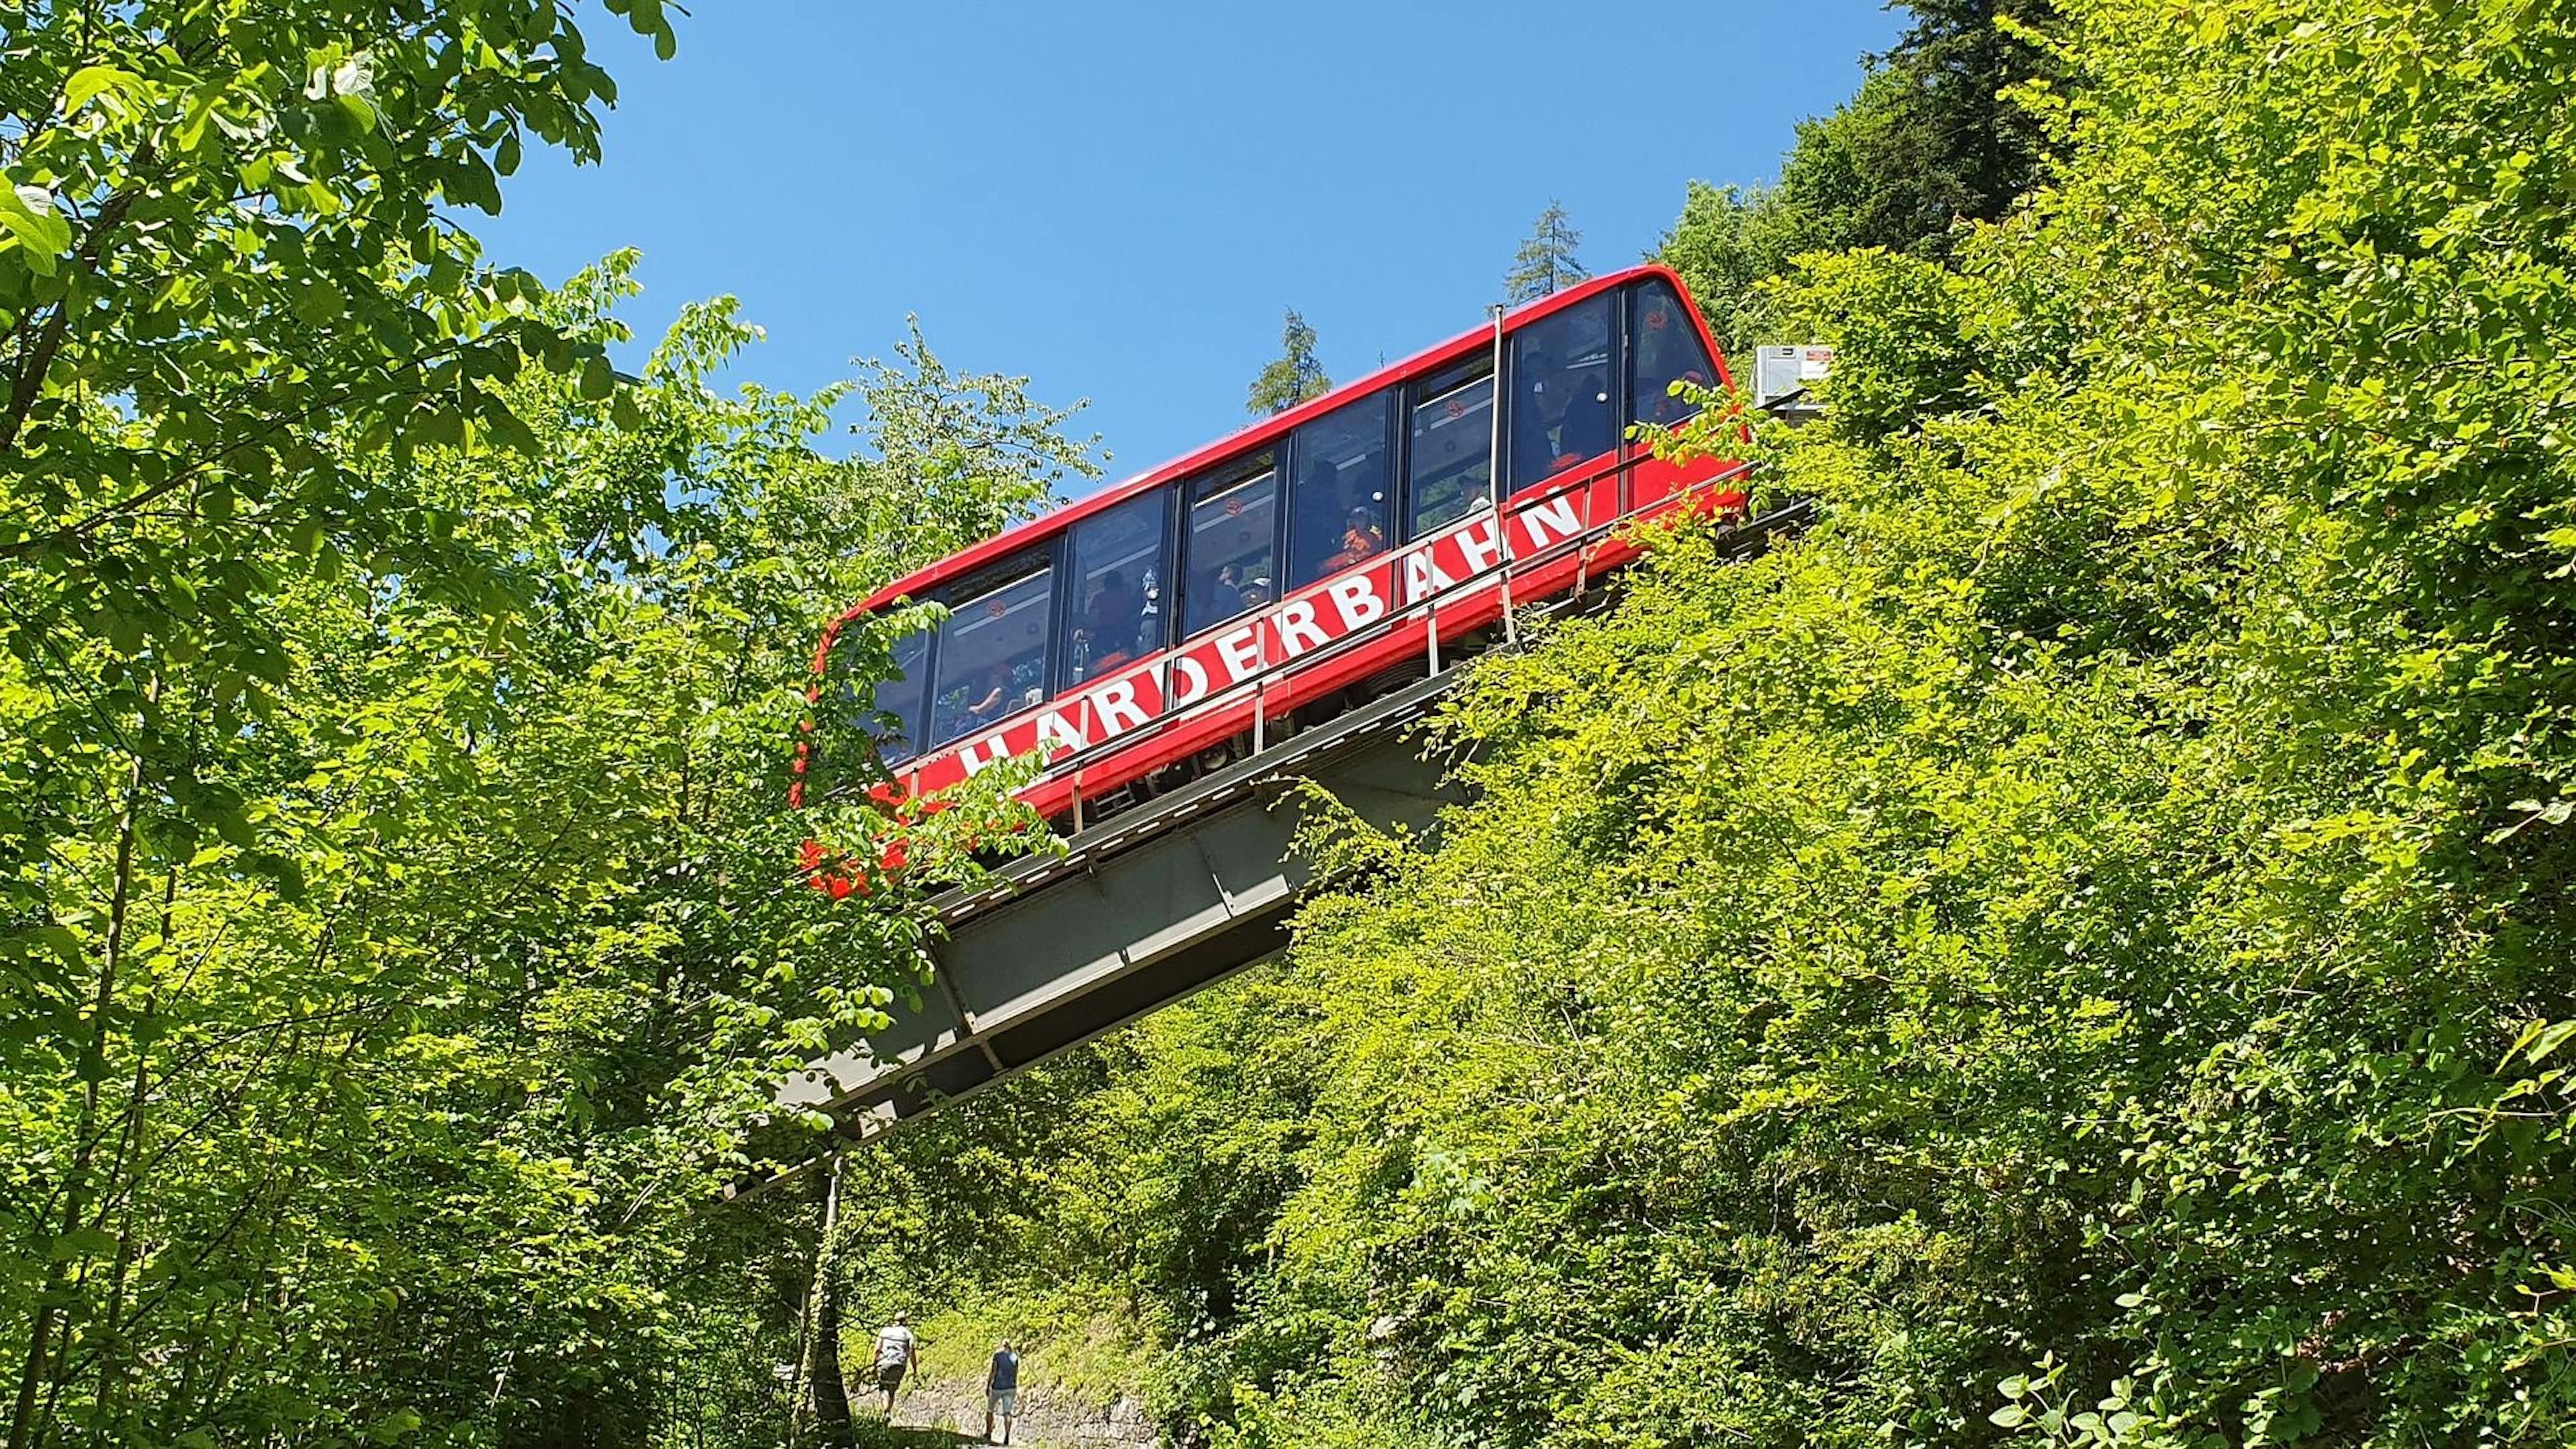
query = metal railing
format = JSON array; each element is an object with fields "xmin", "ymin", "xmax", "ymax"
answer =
[{"xmin": 921, "ymin": 455, "xmax": 1755, "ymax": 808}]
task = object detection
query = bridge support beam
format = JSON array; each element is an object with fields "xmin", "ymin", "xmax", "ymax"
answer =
[{"xmin": 775, "ymin": 669, "xmax": 1472, "ymax": 1143}]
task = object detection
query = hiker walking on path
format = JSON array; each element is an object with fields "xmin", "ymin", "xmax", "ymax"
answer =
[
  {"xmin": 870, "ymin": 1311, "xmax": 919, "ymax": 1418},
  {"xmin": 984, "ymin": 1340, "xmax": 1022, "ymax": 1445}
]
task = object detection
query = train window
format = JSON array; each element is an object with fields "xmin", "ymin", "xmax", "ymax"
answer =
[
  {"xmin": 928, "ymin": 558, "xmax": 1053, "ymax": 745},
  {"xmin": 810, "ymin": 623, "xmax": 930, "ymax": 794},
  {"xmin": 1405, "ymin": 356, "xmax": 1494, "ymax": 541},
  {"xmin": 1063, "ymin": 490, "xmax": 1171, "ymax": 686},
  {"xmin": 874, "ymin": 627, "xmax": 932, "ymax": 765},
  {"xmin": 1628, "ymin": 278, "xmax": 1715, "ymax": 432},
  {"xmin": 1287, "ymin": 389, "xmax": 1393, "ymax": 590},
  {"xmin": 1182, "ymin": 455, "xmax": 1277, "ymax": 637},
  {"xmin": 1507, "ymin": 294, "xmax": 1617, "ymax": 492}
]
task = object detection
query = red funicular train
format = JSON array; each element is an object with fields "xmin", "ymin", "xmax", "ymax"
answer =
[{"xmin": 794, "ymin": 265, "xmax": 1747, "ymax": 852}]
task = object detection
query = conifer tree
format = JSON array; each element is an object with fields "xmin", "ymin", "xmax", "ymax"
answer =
[
  {"xmin": 1504, "ymin": 201, "xmax": 1591, "ymax": 303},
  {"xmin": 1246, "ymin": 308, "xmax": 1332, "ymax": 415}
]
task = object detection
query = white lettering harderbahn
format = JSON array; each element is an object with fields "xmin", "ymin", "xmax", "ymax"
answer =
[{"xmin": 904, "ymin": 488, "xmax": 1598, "ymax": 799}]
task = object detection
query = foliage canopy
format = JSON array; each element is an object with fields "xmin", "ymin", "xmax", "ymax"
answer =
[
  {"xmin": 1658, "ymin": 0, "xmax": 2059, "ymax": 355},
  {"xmin": 830, "ymin": 1, "xmax": 2576, "ymax": 1446},
  {"xmin": 11, "ymin": 0, "xmax": 2576, "ymax": 1446},
  {"xmin": 0, "ymin": 7, "xmax": 1083, "ymax": 1445}
]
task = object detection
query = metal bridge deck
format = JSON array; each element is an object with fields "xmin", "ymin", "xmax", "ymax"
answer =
[{"xmin": 773, "ymin": 663, "xmax": 1474, "ymax": 1126}]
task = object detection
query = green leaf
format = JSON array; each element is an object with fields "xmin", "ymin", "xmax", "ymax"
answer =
[
  {"xmin": 0, "ymin": 185, "xmax": 72, "ymax": 275},
  {"xmin": 1990, "ymin": 1404, "xmax": 2029, "ymax": 1428},
  {"xmin": 2522, "ymin": 1020, "xmax": 2576, "ymax": 1067},
  {"xmin": 62, "ymin": 64, "xmax": 141, "ymax": 117},
  {"xmin": 444, "ymin": 153, "xmax": 502, "ymax": 214},
  {"xmin": 483, "ymin": 402, "xmax": 540, "ymax": 455},
  {"xmin": 26, "ymin": 925, "xmax": 83, "ymax": 969},
  {"xmin": 50, "ymin": 1226, "xmax": 117, "ymax": 1260}
]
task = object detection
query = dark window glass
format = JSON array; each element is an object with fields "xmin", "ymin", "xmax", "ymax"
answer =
[
  {"xmin": 1063, "ymin": 490, "xmax": 1171, "ymax": 685},
  {"xmin": 929, "ymin": 560, "xmax": 1053, "ymax": 745},
  {"xmin": 1507, "ymin": 294, "xmax": 1617, "ymax": 492},
  {"xmin": 1627, "ymin": 278, "xmax": 1717, "ymax": 432},
  {"xmin": 1287, "ymin": 390, "xmax": 1394, "ymax": 589},
  {"xmin": 875, "ymin": 627, "xmax": 932, "ymax": 765},
  {"xmin": 1182, "ymin": 457, "xmax": 1277, "ymax": 637},
  {"xmin": 1405, "ymin": 356, "xmax": 1495, "ymax": 541}
]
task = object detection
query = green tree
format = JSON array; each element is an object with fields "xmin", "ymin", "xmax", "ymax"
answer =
[
  {"xmin": 1860, "ymin": 0, "xmax": 2061, "ymax": 250},
  {"xmin": 1654, "ymin": 179, "xmax": 1815, "ymax": 358},
  {"xmin": 0, "ymin": 248, "xmax": 1079, "ymax": 1446},
  {"xmin": 0, "ymin": 3, "xmax": 1097, "ymax": 1440},
  {"xmin": 0, "ymin": 4, "xmax": 674, "ymax": 1442},
  {"xmin": 1245, "ymin": 309, "xmax": 1330, "ymax": 417},
  {"xmin": 1503, "ymin": 201, "xmax": 1588, "ymax": 303},
  {"xmin": 1658, "ymin": 1, "xmax": 2061, "ymax": 354},
  {"xmin": 1199, "ymin": 0, "xmax": 2576, "ymax": 1438}
]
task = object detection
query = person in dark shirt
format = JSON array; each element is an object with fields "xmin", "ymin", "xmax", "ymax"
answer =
[
  {"xmin": 984, "ymin": 1340, "xmax": 1021, "ymax": 1445},
  {"xmin": 1513, "ymin": 351, "xmax": 1615, "ymax": 485},
  {"xmin": 1077, "ymin": 570, "xmax": 1142, "ymax": 678},
  {"xmin": 1552, "ymin": 361, "xmax": 1615, "ymax": 464}
]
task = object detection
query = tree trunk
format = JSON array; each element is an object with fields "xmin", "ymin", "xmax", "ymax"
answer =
[
  {"xmin": 807, "ymin": 1158, "xmax": 852, "ymax": 1444},
  {"xmin": 786, "ymin": 1156, "xmax": 853, "ymax": 1447},
  {"xmin": 7, "ymin": 680, "xmax": 154, "ymax": 1449}
]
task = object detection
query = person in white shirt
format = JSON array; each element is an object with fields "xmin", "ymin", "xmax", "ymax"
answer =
[{"xmin": 869, "ymin": 1311, "xmax": 919, "ymax": 1417}]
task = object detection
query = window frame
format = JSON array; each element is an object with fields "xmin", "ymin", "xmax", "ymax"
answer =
[
  {"xmin": 1501, "ymin": 290, "xmax": 1622, "ymax": 496},
  {"xmin": 1398, "ymin": 352, "xmax": 1498, "ymax": 545},
  {"xmin": 1177, "ymin": 450, "xmax": 1283, "ymax": 641},
  {"xmin": 1283, "ymin": 386, "xmax": 1401, "ymax": 592},
  {"xmin": 1056, "ymin": 486, "xmax": 1174, "ymax": 689},
  {"xmin": 1623, "ymin": 276, "xmax": 1713, "ymax": 441},
  {"xmin": 870, "ymin": 625, "xmax": 934, "ymax": 767},
  {"xmin": 926, "ymin": 545, "xmax": 1059, "ymax": 747}
]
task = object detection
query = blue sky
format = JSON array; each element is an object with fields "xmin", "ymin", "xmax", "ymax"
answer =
[{"xmin": 481, "ymin": 1, "xmax": 1905, "ymax": 491}]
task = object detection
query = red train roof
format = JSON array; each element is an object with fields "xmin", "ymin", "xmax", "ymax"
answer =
[{"xmin": 842, "ymin": 264, "xmax": 1705, "ymax": 621}]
